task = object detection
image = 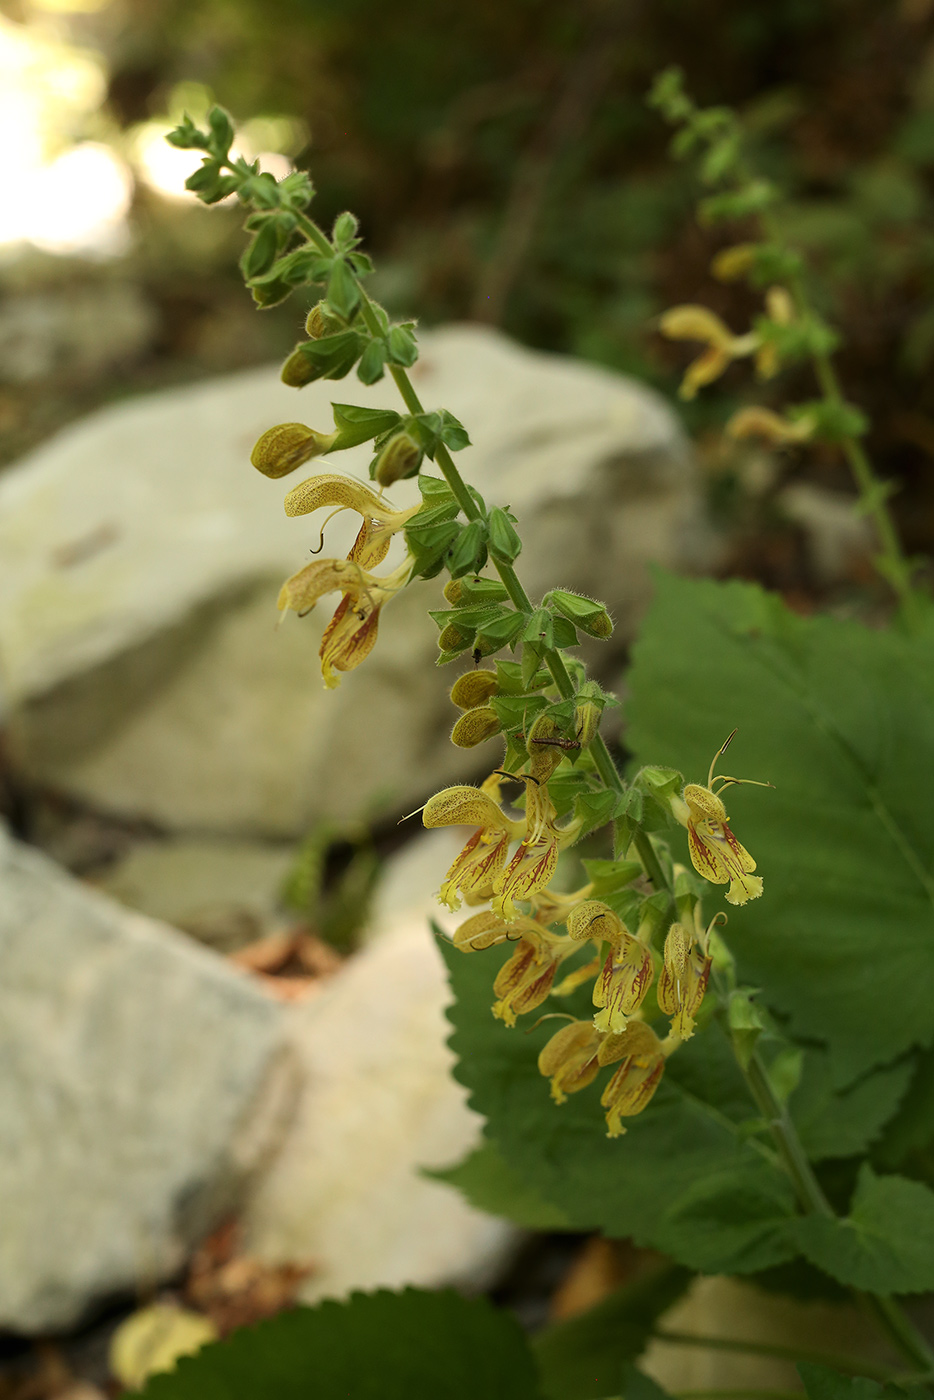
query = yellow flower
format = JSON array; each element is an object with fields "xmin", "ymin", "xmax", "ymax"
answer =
[
  {"xmin": 755, "ymin": 286, "xmax": 795, "ymax": 380},
  {"xmin": 725, "ymin": 405, "xmax": 814, "ymax": 446},
  {"xmin": 600, "ymin": 1022, "xmax": 667, "ymax": 1138},
  {"xmin": 491, "ymin": 925, "xmax": 574, "ymax": 1027},
  {"xmin": 592, "ymin": 933, "xmax": 655, "ymax": 1035},
  {"xmin": 278, "ymin": 555, "xmax": 412, "ymax": 690},
  {"xmin": 658, "ymin": 305, "xmax": 758, "ymax": 400},
  {"xmin": 656, "ymin": 920, "xmax": 712, "ymax": 1039},
  {"xmin": 273, "ymin": 472, "xmax": 420, "ymax": 686},
  {"xmin": 672, "ymin": 731, "xmax": 771, "ymax": 906},
  {"xmin": 251, "ymin": 423, "xmax": 337, "ymax": 478},
  {"xmin": 452, "ymin": 909, "xmax": 542, "ymax": 951},
  {"xmin": 283, "ymin": 473, "xmax": 419, "ymax": 571},
  {"xmin": 564, "ymin": 897, "xmax": 654, "ymax": 1034},
  {"xmin": 566, "ymin": 898, "xmax": 627, "ymax": 944},
  {"xmin": 538, "ymin": 1020, "xmax": 602, "ymax": 1103},
  {"xmin": 423, "ymin": 777, "xmax": 524, "ymax": 912},
  {"xmin": 491, "ymin": 773, "xmax": 582, "ymax": 922}
]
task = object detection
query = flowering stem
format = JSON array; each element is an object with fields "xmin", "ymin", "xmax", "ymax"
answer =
[
  {"xmin": 291, "ymin": 208, "xmax": 636, "ymax": 794},
  {"xmin": 740, "ymin": 1051, "xmax": 934, "ymax": 1373},
  {"xmin": 653, "ymin": 1330, "xmax": 897, "ymax": 1382},
  {"xmin": 672, "ymin": 1389, "xmax": 803, "ymax": 1400},
  {"xmin": 755, "ymin": 212, "xmax": 922, "ymax": 629}
]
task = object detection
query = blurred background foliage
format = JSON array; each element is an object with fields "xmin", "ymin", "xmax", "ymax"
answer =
[{"xmin": 4, "ymin": 0, "xmax": 934, "ymax": 592}]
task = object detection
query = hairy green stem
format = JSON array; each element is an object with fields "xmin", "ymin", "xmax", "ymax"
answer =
[
  {"xmin": 295, "ymin": 189, "xmax": 934, "ymax": 1380},
  {"xmin": 653, "ymin": 1329, "xmax": 896, "ymax": 1383},
  {"xmin": 293, "ymin": 207, "xmax": 633, "ymax": 794},
  {"xmin": 742, "ymin": 1053, "xmax": 833, "ymax": 1218},
  {"xmin": 633, "ymin": 828, "xmax": 670, "ymax": 895},
  {"xmin": 755, "ymin": 208, "xmax": 921, "ymax": 627},
  {"xmin": 740, "ymin": 1051, "xmax": 934, "ymax": 1374},
  {"xmin": 673, "ymin": 1389, "xmax": 803, "ymax": 1400}
]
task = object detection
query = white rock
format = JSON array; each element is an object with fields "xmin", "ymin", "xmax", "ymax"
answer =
[
  {"xmin": 0, "ymin": 827, "xmax": 297, "ymax": 1333},
  {"xmin": 92, "ymin": 836, "xmax": 295, "ymax": 950},
  {"xmin": 2, "ymin": 324, "xmax": 708, "ymax": 834},
  {"xmin": 241, "ymin": 849, "xmax": 514, "ymax": 1300},
  {"xmin": 778, "ymin": 482, "xmax": 873, "ymax": 582}
]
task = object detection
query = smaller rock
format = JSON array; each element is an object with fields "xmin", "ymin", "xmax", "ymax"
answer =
[
  {"xmin": 778, "ymin": 482, "xmax": 873, "ymax": 584},
  {"xmin": 94, "ymin": 837, "xmax": 296, "ymax": 952},
  {"xmin": 242, "ymin": 829, "xmax": 516, "ymax": 1301},
  {"xmin": 0, "ymin": 827, "xmax": 298, "ymax": 1333},
  {"xmin": 0, "ymin": 281, "xmax": 157, "ymax": 386}
]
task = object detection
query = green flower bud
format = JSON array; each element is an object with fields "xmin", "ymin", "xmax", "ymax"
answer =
[
  {"xmin": 305, "ymin": 301, "xmax": 344, "ymax": 339},
  {"xmin": 438, "ymin": 623, "xmax": 470, "ymax": 653},
  {"xmin": 451, "ymin": 705, "xmax": 502, "ymax": 748},
  {"xmin": 443, "ymin": 578, "xmax": 463, "ymax": 605},
  {"xmin": 574, "ymin": 694, "xmax": 602, "ymax": 746},
  {"xmin": 281, "ymin": 346, "xmax": 320, "ymax": 388},
  {"xmin": 373, "ymin": 432, "xmax": 423, "ymax": 487},
  {"xmin": 450, "ymin": 668, "xmax": 499, "ymax": 710},
  {"xmin": 250, "ymin": 423, "xmax": 338, "ymax": 478},
  {"xmin": 547, "ymin": 589, "xmax": 614, "ymax": 639}
]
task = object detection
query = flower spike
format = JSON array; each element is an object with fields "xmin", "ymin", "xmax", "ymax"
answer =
[{"xmin": 672, "ymin": 732, "xmax": 772, "ymax": 906}]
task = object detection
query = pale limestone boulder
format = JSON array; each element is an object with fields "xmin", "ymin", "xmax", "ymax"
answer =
[
  {"xmin": 643, "ymin": 1275, "xmax": 895, "ymax": 1394},
  {"xmin": 92, "ymin": 836, "xmax": 295, "ymax": 951},
  {"xmin": 1, "ymin": 324, "xmax": 707, "ymax": 834},
  {"xmin": 0, "ymin": 827, "xmax": 297, "ymax": 1333},
  {"xmin": 241, "ymin": 829, "xmax": 519, "ymax": 1300}
]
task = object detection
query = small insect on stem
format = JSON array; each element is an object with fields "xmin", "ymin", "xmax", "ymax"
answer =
[
  {"xmin": 517, "ymin": 719, "xmax": 584, "ymax": 753},
  {"xmin": 530, "ymin": 733, "xmax": 582, "ymax": 752}
]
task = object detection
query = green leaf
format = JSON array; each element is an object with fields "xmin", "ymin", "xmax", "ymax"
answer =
[
  {"xmin": 581, "ymin": 858, "xmax": 643, "ymax": 897},
  {"xmin": 626, "ymin": 572, "xmax": 934, "ymax": 1084},
  {"xmin": 533, "ymin": 1264, "xmax": 691, "ymax": 1400},
  {"xmin": 277, "ymin": 170, "xmax": 313, "ymax": 210},
  {"xmin": 614, "ymin": 785, "xmax": 645, "ymax": 855},
  {"xmin": 239, "ymin": 219, "xmax": 281, "ymax": 280},
  {"xmin": 357, "ymin": 337, "xmax": 387, "ymax": 384},
  {"xmin": 790, "ymin": 1050, "xmax": 914, "ymax": 1162},
  {"xmin": 330, "ymin": 403, "xmax": 401, "ymax": 450},
  {"xmin": 437, "ymin": 408, "xmax": 471, "ymax": 451},
  {"xmin": 794, "ymin": 1165, "xmax": 934, "ymax": 1293},
  {"xmin": 728, "ymin": 989, "xmax": 767, "ymax": 1070},
  {"xmin": 552, "ymin": 616, "xmax": 579, "ymax": 648},
  {"xmin": 699, "ymin": 179, "xmax": 778, "ymax": 223},
  {"xmin": 652, "ymin": 1167, "xmax": 797, "ymax": 1273},
  {"xmin": 387, "ymin": 324, "xmax": 419, "ymax": 367},
  {"xmin": 441, "ymin": 938, "xmax": 797, "ymax": 1273},
  {"xmin": 185, "ymin": 159, "xmax": 222, "ymax": 193},
  {"xmin": 874, "ymin": 1047, "xmax": 934, "ymax": 1176},
  {"xmin": 494, "ymin": 658, "xmax": 549, "ymax": 695},
  {"xmin": 332, "ymin": 210, "xmax": 359, "ymax": 249},
  {"xmin": 523, "ymin": 608, "xmax": 555, "ymax": 651},
  {"xmin": 489, "ymin": 506, "xmax": 522, "ymax": 564},
  {"xmin": 798, "ymin": 1363, "xmax": 932, "ymax": 1400},
  {"xmin": 405, "ymin": 519, "xmax": 462, "ymax": 578},
  {"xmin": 475, "ymin": 610, "xmax": 527, "ymax": 653},
  {"xmin": 207, "ymin": 105, "xmax": 234, "ymax": 156},
  {"xmin": 294, "ymin": 330, "xmax": 364, "ymax": 381},
  {"xmin": 418, "ymin": 475, "xmax": 459, "ymax": 508},
  {"xmin": 447, "ymin": 519, "xmax": 490, "ymax": 579},
  {"xmin": 619, "ymin": 1364, "xmax": 678, "ymax": 1400},
  {"xmin": 131, "ymin": 1288, "xmax": 544, "ymax": 1399},
  {"xmin": 327, "ymin": 257, "xmax": 360, "ymax": 320},
  {"xmin": 458, "ymin": 577, "xmax": 510, "ymax": 606},
  {"xmin": 165, "ymin": 115, "xmax": 210, "ymax": 150},
  {"xmin": 428, "ymin": 1140, "xmax": 571, "ymax": 1229},
  {"xmin": 573, "ymin": 788, "xmax": 619, "ymax": 839},
  {"xmin": 631, "ymin": 766, "xmax": 683, "ymax": 831}
]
